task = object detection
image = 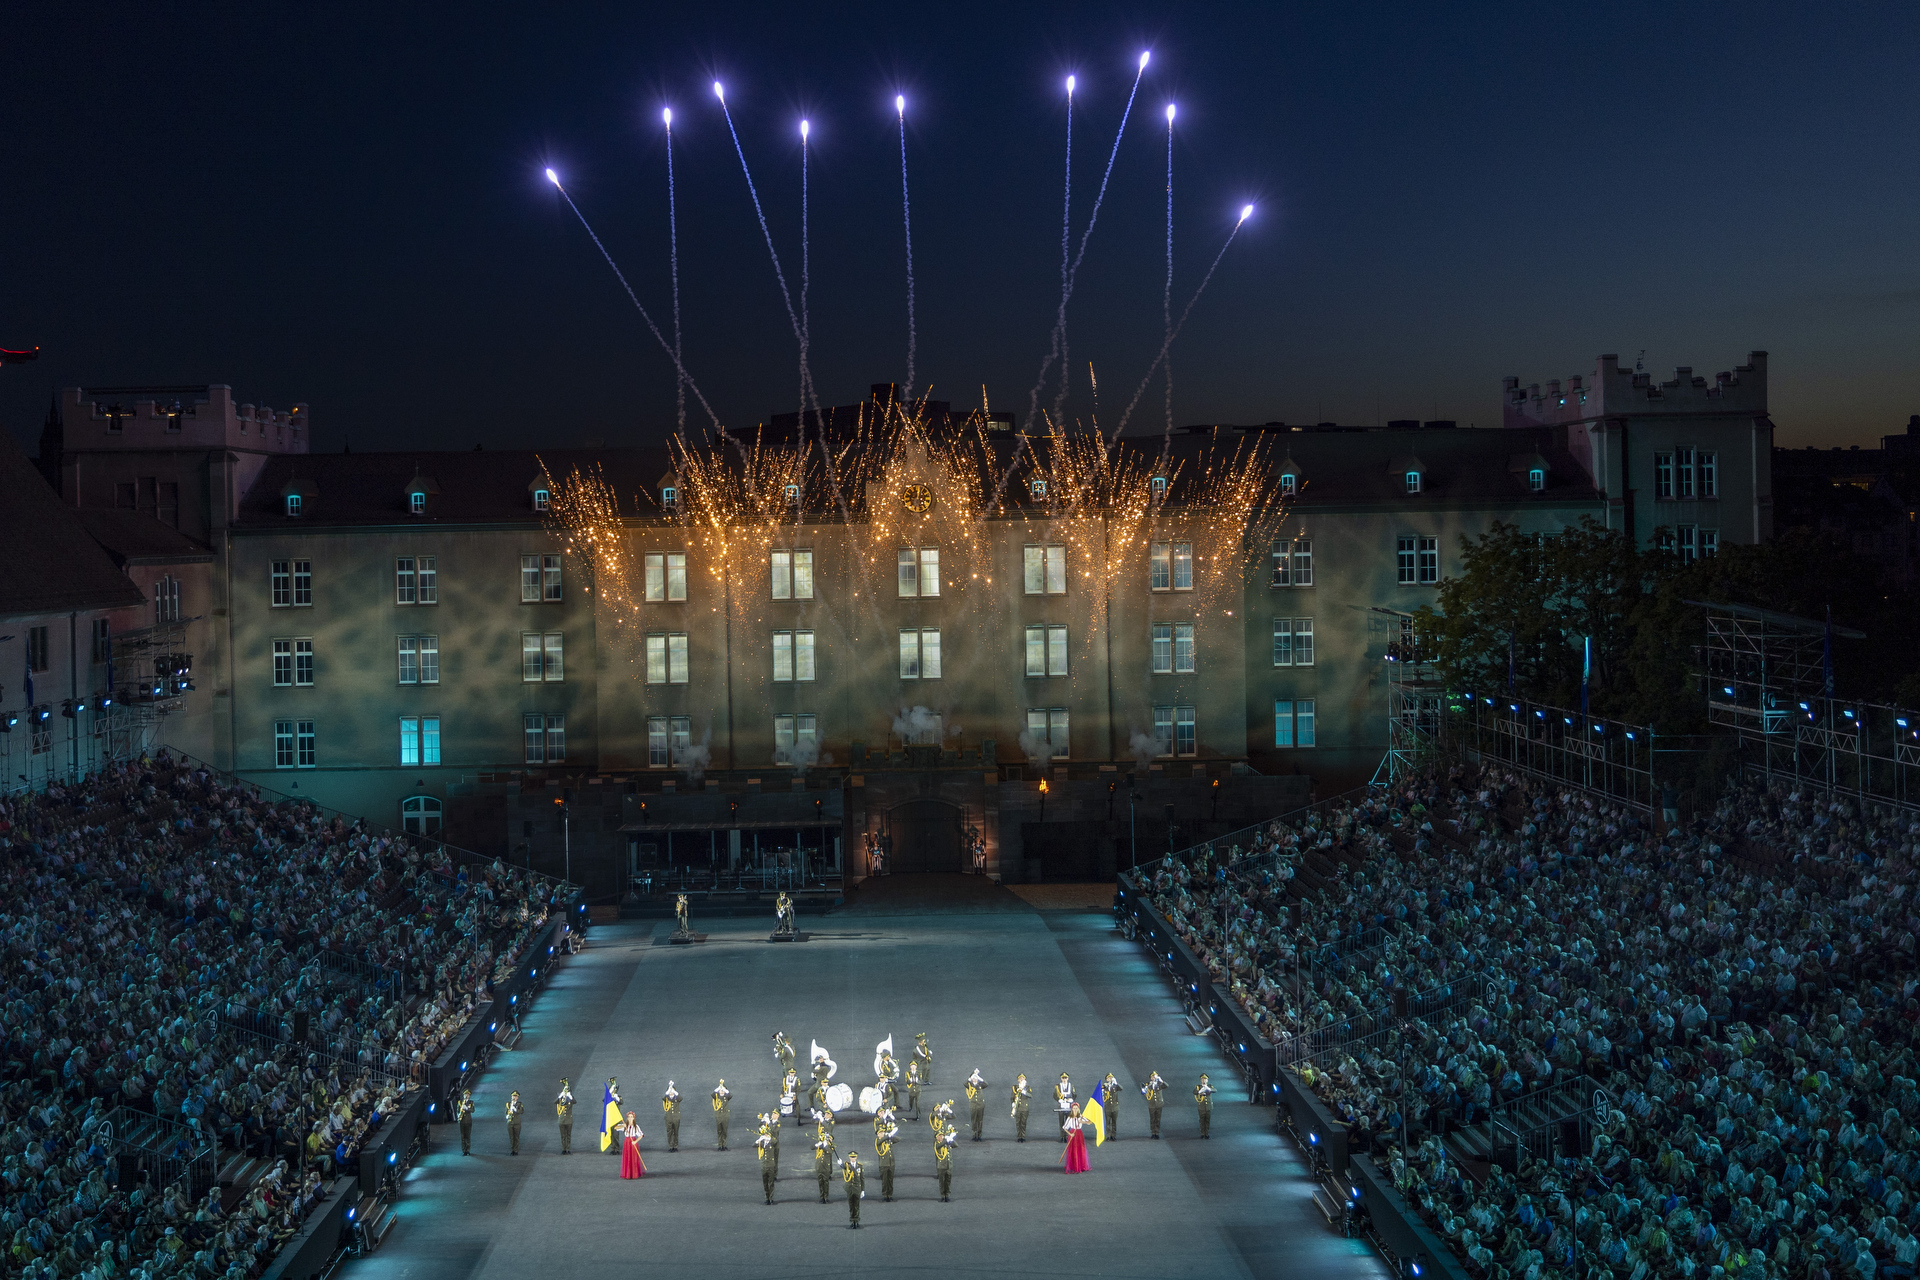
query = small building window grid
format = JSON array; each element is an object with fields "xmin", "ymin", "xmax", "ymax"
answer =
[
  {"xmin": 153, "ymin": 577, "xmax": 181, "ymax": 624},
  {"xmin": 1279, "ymin": 473, "xmax": 1297, "ymax": 496},
  {"xmin": 273, "ymin": 639, "xmax": 315, "ymax": 687},
  {"xmin": 272, "ymin": 560, "xmax": 290, "ymax": 606},
  {"xmin": 646, "ymin": 633, "xmax": 689, "ymax": 684},
  {"xmin": 533, "ymin": 488, "xmax": 550, "ymax": 511},
  {"xmin": 295, "ymin": 639, "xmax": 313, "ymax": 686},
  {"xmin": 647, "ymin": 715, "xmax": 694, "ymax": 768},
  {"xmin": 1149, "ymin": 543, "xmax": 1193, "ymax": 592},
  {"xmin": 522, "ymin": 632, "xmax": 564, "ymax": 682},
  {"xmin": 1401, "ymin": 536, "xmax": 1438, "ymax": 585},
  {"xmin": 521, "ymin": 554, "xmax": 563, "ymax": 603},
  {"xmin": 400, "ymin": 717, "xmax": 441, "ymax": 766},
  {"xmin": 1025, "ymin": 707, "xmax": 1070, "ymax": 758},
  {"xmin": 418, "ymin": 557, "xmax": 436, "ymax": 604},
  {"xmin": 771, "ymin": 550, "xmax": 816, "ymax": 601},
  {"xmin": 397, "ymin": 557, "xmax": 415, "ymax": 604},
  {"xmin": 1023, "ymin": 545, "xmax": 1067, "ymax": 595},
  {"xmin": 1152, "ymin": 705, "xmax": 1197, "ymax": 757},
  {"xmin": 524, "ymin": 714, "xmax": 565, "ymax": 764},
  {"xmin": 1274, "ymin": 699, "xmax": 1317, "ymax": 748},
  {"xmin": 1419, "ymin": 537, "xmax": 1439, "ymax": 584},
  {"xmin": 1024, "ymin": 624, "xmax": 1069, "ymax": 678},
  {"xmin": 273, "ymin": 640, "xmax": 292, "ymax": 687},
  {"xmin": 398, "ymin": 636, "xmax": 440, "ymax": 685},
  {"xmin": 897, "ymin": 547, "xmax": 941, "ymax": 598},
  {"xmin": 1676, "ymin": 447, "xmax": 1695, "ymax": 499},
  {"xmin": 1699, "ymin": 452, "xmax": 1717, "ymax": 498},
  {"xmin": 286, "ymin": 494, "xmax": 302, "ymax": 517},
  {"xmin": 1150, "ymin": 623, "xmax": 1195, "ymax": 675},
  {"xmin": 646, "ymin": 552, "xmax": 688, "ymax": 602},
  {"xmin": 409, "ymin": 492, "xmax": 426, "ymax": 515},
  {"xmin": 1173, "ymin": 622, "xmax": 1195, "ymax": 674},
  {"xmin": 294, "ymin": 561, "xmax": 311, "ymax": 606},
  {"xmin": 899, "ymin": 628, "xmax": 942, "ymax": 679},
  {"xmin": 1406, "ymin": 471, "xmax": 1422, "ymax": 494},
  {"xmin": 1271, "ymin": 539, "xmax": 1312, "ymax": 588},
  {"xmin": 773, "ymin": 713, "xmax": 818, "ymax": 758},
  {"xmin": 1528, "ymin": 467, "xmax": 1546, "ymax": 492},
  {"xmin": 1273, "ymin": 618, "xmax": 1314, "ymax": 667},
  {"xmin": 772, "ymin": 630, "xmax": 816, "ymax": 682}
]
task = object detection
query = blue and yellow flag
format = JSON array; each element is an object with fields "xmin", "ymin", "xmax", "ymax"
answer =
[
  {"xmin": 1084, "ymin": 1095, "xmax": 1106, "ymax": 1146},
  {"xmin": 600, "ymin": 1085, "xmax": 621, "ymax": 1152}
]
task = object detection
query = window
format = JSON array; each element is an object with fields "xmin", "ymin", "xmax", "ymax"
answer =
[
  {"xmin": 273, "ymin": 639, "xmax": 293, "ymax": 686},
  {"xmin": 1149, "ymin": 542, "xmax": 1193, "ymax": 591},
  {"xmin": 1280, "ymin": 472, "xmax": 1297, "ymax": 496},
  {"xmin": 1676, "ymin": 525, "xmax": 1697, "ymax": 562},
  {"xmin": 1275, "ymin": 699, "xmax": 1316, "ymax": 747},
  {"xmin": 899, "ymin": 628, "xmax": 941, "ymax": 679},
  {"xmin": 1023, "ymin": 545, "xmax": 1067, "ymax": 595},
  {"xmin": 1024, "ymin": 625, "xmax": 1068, "ymax": 678},
  {"xmin": 1271, "ymin": 539, "xmax": 1312, "ymax": 587},
  {"xmin": 522, "ymin": 554, "xmax": 562, "ymax": 603},
  {"xmin": 1159, "ymin": 621, "xmax": 1190, "ymax": 675},
  {"xmin": 26, "ymin": 626, "xmax": 49, "ymax": 673},
  {"xmin": 409, "ymin": 491, "xmax": 426, "ymax": 515},
  {"xmin": 398, "ymin": 636, "xmax": 439, "ymax": 685},
  {"xmin": 272, "ymin": 560, "xmax": 290, "ymax": 607},
  {"xmin": 772, "ymin": 630, "xmax": 815, "ymax": 682},
  {"xmin": 1528, "ymin": 467, "xmax": 1545, "ymax": 492},
  {"xmin": 645, "ymin": 633, "xmax": 688, "ymax": 684},
  {"xmin": 1153, "ymin": 706, "xmax": 1174, "ymax": 757},
  {"xmin": 897, "ymin": 547, "xmax": 940, "ymax": 597},
  {"xmin": 1655, "ymin": 452, "xmax": 1674, "ymax": 499},
  {"xmin": 1401, "ymin": 535, "xmax": 1437, "ymax": 585},
  {"xmin": 1150, "ymin": 475, "xmax": 1168, "ymax": 499},
  {"xmin": 91, "ymin": 619, "xmax": 111, "ymax": 665},
  {"xmin": 1676, "ymin": 447, "xmax": 1695, "ymax": 500},
  {"xmin": 783, "ymin": 484, "xmax": 799, "ymax": 504},
  {"xmin": 1273, "ymin": 617, "xmax": 1314, "ymax": 666},
  {"xmin": 524, "ymin": 714, "xmax": 565, "ymax": 764},
  {"xmin": 661, "ymin": 485, "xmax": 678, "ymax": 507},
  {"xmin": 774, "ymin": 714, "xmax": 818, "ymax": 761},
  {"xmin": 400, "ymin": 717, "xmax": 441, "ymax": 766},
  {"xmin": 647, "ymin": 715, "xmax": 694, "ymax": 768},
  {"xmin": 417, "ymin": 557, "xmax": 436, "ymax": 604},
  {"xmin": 152, "ymin": 576, "xmax": 181, "ymax": 624},
  {"xmin": 286, "ymin": 494, "xmax": 302, "ymax": 517},
  {"xmin": 293, "ymin": 561, "xmax": 311, "ymax": 606},
  {"xmin": 645, "ymin": 552, "xmax": 687, "ymax": 602},
  {"xmin": 771, "ymin": 550, "xmax": 815, "ymax": 600},
  {"xmin": 1397, "ymin": 537, "xmax": 1417, "ymax": 585},
  {"xmin": 274, "ymin": 639, "xmax": 314, "ymax": 687},
  {"xmin": 396, "ymin": 557, "xmax": 415, "ymax": 604},
  {"xmin": 1405, "ymin": 470, "xmax": 1422, "ymax": 494},
  {"xmin": 295, "ymin": 639, "xmax": 313, "ymax": 686},
  {"xmin": 533, "ymin": 488, "xmax": 550, "ymax": 511},
  {"xmin": 521, "ymin": 632, "xmax": 564, "ymax": 682},
  {"xmin": 1698, "ymin": 452, "xmax": 1717, "ymax": 499},
  {"xmin": 401, "ymin": 795, "xmax": 442, "ymax": 837},
  {"xmin": 1419, "ymin": 537, "xmax": 1438, "ymax": 584},
  {"xmin": 1029, "ymin": 478, "xmax": 1047, "ymax": 498},
  {"xmin": 1175, "ymin": 706, "xmax": 1197, "ymax": 757},
  {"xmin": 1025, "ymin": 708, "xmax": 1070, "ymax": 758},
  {"xmin": 1699, "ymin": 528, "xmax": 1719, "ymax": 558},
  {"xmin": 1151, "ymin": 624, "xmax": 1173, "ymax": 674},
  {"xmin": 273, "ymin": 719, "xmax": 315, "ymax": 769}
]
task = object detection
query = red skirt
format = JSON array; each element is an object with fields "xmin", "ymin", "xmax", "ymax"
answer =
[
  {"xmin": 1062, "ymin": 1129, "xmax": 1090, "ymax": 1173},
  {"xmin": 621, "ymin": 1135, "xmax": 646, "ymax": 1178}
]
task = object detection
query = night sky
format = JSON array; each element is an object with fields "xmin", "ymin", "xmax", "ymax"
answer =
[{"xmin": 5, "ymin": 2, "xmax": 1918, "ymax": 457}]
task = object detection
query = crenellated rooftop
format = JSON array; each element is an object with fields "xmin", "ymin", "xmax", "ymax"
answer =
[{"xmin": 1503, "ymin": 351, "xmax": 1767, "ymax": 427}]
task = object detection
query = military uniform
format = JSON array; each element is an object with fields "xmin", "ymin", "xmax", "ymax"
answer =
[
  {"xmin": 965, "ymin": 1070, "xmax": 987, "ymax": 1141},
  {"xmin": 1100, "ymin": 1073, "xmax": 1121, "ymax": 1140},
  {"xmin": 505, "ymin": 1093, "xmax": 523, "ymax": 1155},
  {"xmin": 875, "ymin": 1121, "xmax": 898, "ymax": 1201},
  {"xmin": 773, "ymin": 1032, "xmax": 796, "ymax": 1077},
  {"xmin": 904, "ymin": 1060, "xmax": 923, "ymax": 1118},
  {"xmin": 912, "ymin": 1033, "xmax": 933, "ymax": 1088},
  {"xmin": 930, "ymin": 1099, "xmax": 954, "ymax": 1135},
  {"xmin": 761, "ymin": 1112, "xmax": 781, "ymax": 1174},
  {"xmin": 456, "ymin": 1091, "xmax": 474, "ymax": 1155},
  {"xmin": 662, "ymin": 1084, "xmax": 682, "ymax": 1151},
  {"xmin": 1011, "ymin": 1076, "xmax": 1032, "ymax": 1142},
  {"xmin": 1195, "ymin": 1075, "xmax": 1215, "ymax": 1138},
  {"xmin": 1053, "ymin": 1074, "xmax": 1075, "ymax": 1142},
  {"xmin": 756, "ymin": 1132, "xmax": 778, "ymax": 1203},
  {"xmin": 1142, "ymin": 1071, "xmax": 1168, "ymax": 1138},
  {"xmin": 556, "ymin": 1081, "xmax": 575, "ymax": 1154},
  {"xmin": 841, "ymin": 1154, "xmax": 866, "ymax": 1228},
  {"xmin": 933, "ymin": 1128, "xmax": 955, "ymax": 1201},
  {"xmin": 712, "ymin": 1081, "xmax": 732, "ymax": 1150},
  {"xmin": 813, "ymin": 1130, "xmax": 836, "ymax": 1203}
]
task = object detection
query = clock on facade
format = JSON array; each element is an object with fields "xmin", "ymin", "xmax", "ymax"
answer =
[{"xmin": 901, "ymin": 483, "xmax": 934, "ymax": 513}]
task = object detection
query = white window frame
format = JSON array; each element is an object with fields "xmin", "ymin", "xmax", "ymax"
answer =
[
  {"xmin": 293, "ymin": 560, "xmax": 311, "ymax": 606},
  {"xmin": 1405, "ymin": 470, "xmax": 1422, "ymax": 495},
  {"xmin": 1275, "ymin": 700, "xmax": 1316, "ymax": 747},
  {"xmin": 772, "ymin": 630, "xmax": 816, "ymax": 683},
  {"xmin": 417, "ymin": 556, "xmax": 436, "ymax": 604},
  {"xmin": 533, "ymin": 487, "xmax": 550, "ymax": 512},
  {"xmin": 1024, "ymin": 625, "xmax": 1068, "ymax": 678},
  {"xmin": 296, "ymin": 720, "xmax": 316, "ymax": 768},
  {"xmin": 1172, "ymin": 543, "xmax": 1193, "ymax": 591},
  {"xmin": 645, "ymin": 633, "xmax": 688, "ymax": 684},
  {"xmin": 1397, "ymin": 536, "xmax": 1417, "ymax": 585},
  {"xmin": 771, "ymin": 549, "xmax": 816, "ymax": 601},
  {"xmin": 897, "ymin": 547, "xmax": 941, "ymax": 598},
  {"xmin": 275, "ymin": 719, "xmax": 295, "ymax": 768},
  {"xmin": 273, "ymin": 639, "xmax": 293, "ymax": 687},
  {"xmin": 1676, "ymin": 446, "xmax": 1696, "ymax": 500},
  {"xmin": 153, "ymin": 576, "xmax": 180, "ymax": 624},
  {"xmin": 295, "ymin": 638, "xmax": 313, "ymax": 686},
  {"xmin": 1149, "ymin": 543, "xmax": 1171, "ymax": 591},
  {"xmin": 1174, "ymin": 706, "xmax": 1197, "ymax": 757},
  {"xmin": 543, "ymin": 632, "xmax": 563, "ymax": 682},
  {"xmin": 542, "ymin": 554, "xmax": 563, "ymax": 601},
  {"xmin": 397, "ymin": 635, "xmax": 437, "ymax": 685},
  {"xmin": 409, "ymin": 491, "xmax": 426, "ymax": 515},
  {"xmin": 646, "ymin": 552, "xmax": 688, "ymax": 602},
  {"xmin": 1173, "ymin": 622, "xmax": 1195, "ymax": 674},
  {"xmin": 648, "ymin": 716, "xmax": 670, "ymax": 768},
  {"xmin": 899, "ymin": 628, "xmax": 941, "ymax": 679},
  {"xmin": 1698, "ymin": 452, "xmax": 1717, "ymax": 499},
  {"xmin": 1025, "ymin": 707, "xmax": 1070, "ymax": 758},
  {"xmin": 523, "ymin": 713, "xmax": 564, "ymax": 764},
  {"xmin": 400, "ymin": 717, "xmax": 442, "ymax": 767},
  {"xmin": 1279, "ymin": 472, "xmax": 1297, "ymax": 496},
  {"xmin": 1023, "ymin": 545, "xmax": 1067, "ymax": 595},
  {"xmin": 521, "ymin": 555, "xmax": 542, "ymax": 603},
  {"xmin": 1151, "ymin": 624, "xmax": 1173, "ymax": 675},
  {"xmin": 397, "ymin": 557, "xmax": 416, "ymax": 604},
  {"xmin": 1528, "ymin": 467, "xmax": 1545, "ymax": 492},
  {"xmin": 1699, "ymin": 528, "xmax": 1718, "ymax": 558},
  {"xmin": 1418, "ymin": 536, "xmax": 1439, "ymax": 585},
  {"xmin": 286, "ymin": 494, "xmax": 302, "ymax": 517},
  {"xmin": 1655, "ymin": 452, "xmax": 1674, "ymax": 500}
]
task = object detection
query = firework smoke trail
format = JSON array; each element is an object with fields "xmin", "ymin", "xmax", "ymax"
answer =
[
  {"xmin": 1107, "ymin": 205, "xmax": 1253, "ymax": 448},
  {"xmin": 896, "ymin": 95, "xmax": 916, "ymax": 399},
  {"xmin": 713, "ymin": 83, "xmax": 819, "ymax": 421},
  {"xmin": 1162, "ymin": 103, "xmax": 1175, "ymax": 452},
  {"xmin": 546, "ymin": 169, "xmax": 731, "ymax": 442},
  {"xmin": 664, "ymin": 108, "xmax": 685, "ymax": 437},
  {"xmin": 800, "ymin": 119, "xmax": 811, "ymax": 407},
  {"xmin": 1029, "ymin": 52, "xmax": 1150, "ymax": 433},
  {"xmin": 1024, "ymin": 74, "xmax": 1073, "ymax": 443}
]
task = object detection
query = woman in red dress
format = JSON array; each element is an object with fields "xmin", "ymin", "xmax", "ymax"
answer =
[
  {"xmin": 620, "ymin": 1110, "xmax": 646, "ymax": 1179},
  {"xmin": 1061, "ymin": 1103, "xmax": 1091, "ymax": 1173}
]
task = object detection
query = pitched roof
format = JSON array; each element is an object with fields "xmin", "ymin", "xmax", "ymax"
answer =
[
  {"xmin": 0, "ymin": 431, "xmax": 145, "ymax": 616},
  {"xmin": 75, "ymin": 510, "xmax": 214, "ymax": 566}
]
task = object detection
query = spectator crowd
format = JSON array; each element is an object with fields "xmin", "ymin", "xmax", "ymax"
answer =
[
  {"xmin": 0, "ymin": 752, "xmax": 563, "ymax": 1280},
  {"xmin": 1148, "ymin": 765, "xmax": 1920, "ymax": 1280}
]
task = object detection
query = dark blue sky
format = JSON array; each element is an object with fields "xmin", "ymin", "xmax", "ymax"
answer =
[{"xmin": 5, "ymin": 2, "xmax": 1917, "ymax": 455}]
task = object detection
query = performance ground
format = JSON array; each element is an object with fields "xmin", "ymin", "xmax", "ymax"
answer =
[{"xmin": 348, "ymin": 875, "xmax": 1389, "ymax": 1280}]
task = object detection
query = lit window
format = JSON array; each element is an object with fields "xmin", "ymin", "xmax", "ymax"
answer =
[
  {"xmin": 400, "ymin": 718, "xmax": 441, "ymax": 767},
  {"xmin": 1173, "ymin": 623, "xmax": 1195, "ymax": 674},
  {"xmin": 1024, "ymin": 625, "xmax": 1069, "ymax": 678},
  {"xmin": 645, "ymin": 633, "xmax": 688, "ymax": 684},
  {"xmin": 1275, "ymin": 700, "xmax": 1316, "ymax": 747},
  {"xmin": 772, "ymin": 549, "xmax": 816, "ymax": 600},
  {"xmin": 1172, "ymin": 543, "xmax": 1193, "ymax": 590},
  {"xmin": 1151, "ymin": 475, "xmax": 1168, "ymax": 498},
  {"xmin": 1023, "ymin": 545, "xmax": 1067, "ymax": 595},
  {"xmin": 286, "ymin": 494, "xmax": 302, "ymax": 517},
  {"xmin": 898, "ymin": 547, "xmax": 940, "ymax": 597},
  {"xmin": 409, "ymin": 491, "xmax": 426, "ymax": 515},
  {"xmin": 1030, "ymin": 478, "xmax": 1047, "ymax": 498},
  {"xmin": 1279, "ymin": 473, "xmax": 1297, "ymax": 496},
  {"xmin": 1405, "ymin": 470, "xmax": 1422, "ymax": 494},
  {"xmin": 533, "ymin": 488, "xmax": 550, "ymax": 511},
  {"xmin": 661, "ymin": 485, "xmax": 678, "ymax": 507},
  {"xmin": 1528, "ymin": 468, "xmax": 1545, "ymax": 492},
  {"xmin": 645, "ymin": 552, "xmax": 687, "ymax": 602},
  {"xmin": 784, "ymin": 484, "xmax": 800, "ymax": 503},
  {"xmin": 899, "ymin": 628, "xmax": 942, "ymax": 679},
  {"xmin": 772, "ymin": 630, "xmax": 815, "ymax": 682}
]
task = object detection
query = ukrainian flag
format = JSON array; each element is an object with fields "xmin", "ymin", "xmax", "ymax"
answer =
[
  {"xmin": 600, "ymin": 1085, "xmax": 622, "ymax": 1152},
  {"xmin": 1084, "ymin": 1095, "xmax": 1106, "ymax": 1146}
]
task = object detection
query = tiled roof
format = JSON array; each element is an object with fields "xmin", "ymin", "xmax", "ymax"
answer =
[
  {"xmin": 76, "ymin": 510, "xmax": 213, "ymax": 566},
  {"xmin": 0, "ymin": 432, "xmax": 145, "ymax": 616}
]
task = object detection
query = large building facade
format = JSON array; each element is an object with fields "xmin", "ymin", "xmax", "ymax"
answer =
[{"xmin": 22, "ymin": 359, "xmax": 1772, "ymax": 896}]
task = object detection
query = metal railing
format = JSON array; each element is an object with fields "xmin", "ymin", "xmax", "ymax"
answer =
[
  {"xmin": 1274, "ymin": 975, "xmax": 1477, "ymax": 1072},
  {"xmin": 101, "ymin": 1107, "xmax": 220, "ymax": 1200},
  {"xmin": 1163, "ymin": 784, "xmax": 1382, "ymax": 872},
  {"xmin": 1445, "ymin": 694, "xmax": 1655, "ymax": 813},
  {"xmin": 1488, "ymin": 1074, "xmax": 1611, "ymax": 1169}
]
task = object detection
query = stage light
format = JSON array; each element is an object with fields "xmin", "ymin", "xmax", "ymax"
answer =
[
  {"xmin": 347, "ymin": 1207, "xmax": 356, "ymax": 1221},
  {"xmin": 428, "ymin": 1103, "xmax": 436, "ymax": 1114},
  {"xmin": 1309, "ymin": 1131, "xmax": 1319, "ymax": 1144},
  {"xmin": 387, "ymin": 1151, "xmax": 398, "ymax": 1165},
  {"xmin": 460, "ymin": 1061, "xmax": 469, "ymax": 1071},
  {"xmin": 544, "ymin": 168, "xmax": 560, "ymax": 186},
  {"xmin": 489, "ymin": 1023, "xmax": 497, "ymax": 1033}
]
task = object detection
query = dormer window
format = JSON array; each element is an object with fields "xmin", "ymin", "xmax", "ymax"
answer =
[
  {"xmin": 1280, "ymin": 473, "xmax": 1297, "ymax": 496},
  {"xmin": 1150, "ymin": 476, "xmax": 1168, "ymax": 498},
  {"xmin": 784, "ymin": 484, "xmax": 800, "ymax": 504},
  {"xmin": 1528, "ymin": 468, "xmax": 1545, "ymax": 493},
  {"xmin": 409, "ymin": 492, "xmax": 427, "ymax": 515},
  {"xmin": 1030, "ymin": 478, "xmax": 1047, "ymax": 498},
  {"xmin": 661, "ymin": 485, "xmax": 678, "ymax": 507},
  {"xmin": 286, "ymin": 494, "xmax": 302, "ymax": 517},
  {"xmin": 533, "ymin": 488, "xmax": 550, "ymax": 511},
  {"xmin": 1405, "ymin": 470, "xmax": 1422, "ymax": 494}
]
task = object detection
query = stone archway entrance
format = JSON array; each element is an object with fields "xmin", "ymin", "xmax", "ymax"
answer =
[{"xmin": 885, "ymin": 799, "xmax": 961, "ymax": 874}]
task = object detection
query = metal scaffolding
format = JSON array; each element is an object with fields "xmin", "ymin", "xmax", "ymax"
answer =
[
  {"xmin": 1446, "ymin": 693, "xmax": 1656, "ymax": 812},
  {"xmin": 1373, "ymin": 609, "xmax": 1443, "ymax": 785},
  {"xmin": 1693, "ymin": 601, "xmax": 1920, "ymax": 808}
]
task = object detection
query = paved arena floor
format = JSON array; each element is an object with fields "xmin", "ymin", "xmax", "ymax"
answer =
[{"xmin": 346, "ymin": 875, "xmax": 1388, "ymax": 1280}]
